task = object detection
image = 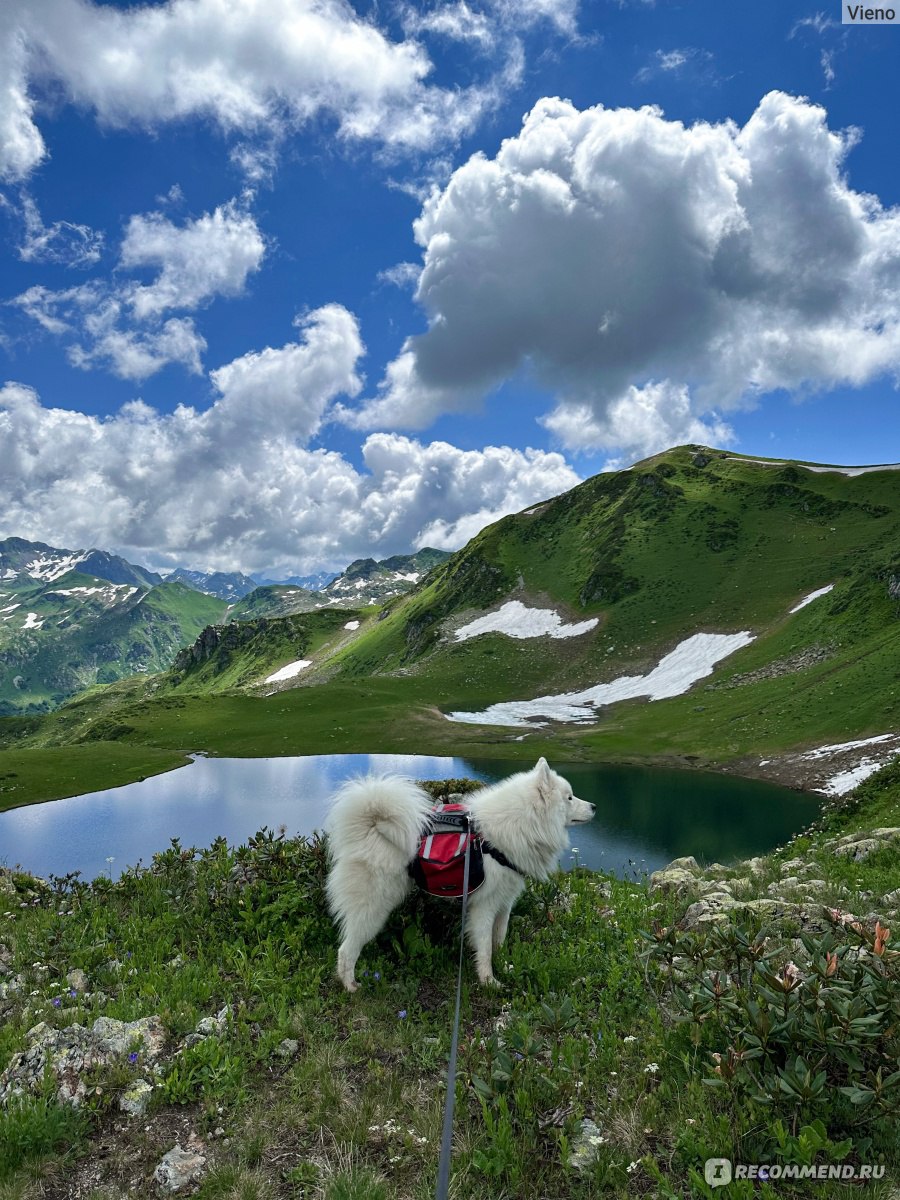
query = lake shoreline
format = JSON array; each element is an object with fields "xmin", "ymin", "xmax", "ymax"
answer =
[{"xmin": 0, "ymin": 738, "xmax": 831, "ymax": 815}]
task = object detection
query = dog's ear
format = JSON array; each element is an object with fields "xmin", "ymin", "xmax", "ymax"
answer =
[{"xmin": 533, "ymin": 757, "xmax": 553, "ymax": 801}]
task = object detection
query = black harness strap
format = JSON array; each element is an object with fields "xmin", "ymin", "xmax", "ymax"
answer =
[{"xmin": 482, "ymin": 841, "xmax": 528, "ymax": 878}]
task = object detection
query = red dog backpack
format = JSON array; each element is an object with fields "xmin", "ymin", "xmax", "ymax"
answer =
[{"xmin": 408, "ymin": 803, "xmax": 485, "ymax": 899}]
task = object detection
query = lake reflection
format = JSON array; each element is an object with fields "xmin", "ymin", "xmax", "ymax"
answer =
[{"xmin": 0, "ymin": 753, "xmax": 816, "ymax": 882}]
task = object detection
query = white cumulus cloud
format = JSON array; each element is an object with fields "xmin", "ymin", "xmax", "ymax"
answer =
[
  {"xmin": 120, "ymin": 200, "xmax": 266, "ymax": 319},
  {"xmin": 10, "ymin": 197, "xmax": 264, "ymax": 380},
  {"xmin": 0, "ymin": 0, "xmax": 508, "ymax": 183},
  {"xmin": 350, "ymin": 92, "xmax": 900, "ymax": 456},
  {"xmin": 0, "ymin": 305, "xmax": 580, "ymax": 574}
]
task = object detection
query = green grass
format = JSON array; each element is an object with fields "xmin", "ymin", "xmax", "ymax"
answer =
[
  {"xmin": 0, "ymin": 745, "xmax": 189, "ymax": 813},
  {"xmin": 0, "ymin": 763, "xmax": 898, "ymax": 1198}
]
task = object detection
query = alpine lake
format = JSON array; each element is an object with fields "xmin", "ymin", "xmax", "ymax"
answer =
[{"xmin": 0, "ymin": 753, "xmax": 817, "ymax": 883}]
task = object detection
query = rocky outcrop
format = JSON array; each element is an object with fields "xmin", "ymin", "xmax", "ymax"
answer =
[
  {"xmin": 829, "ymin": 827, "xmax": 900, "ymax": 861},
  {"xmin": 0, "ymin": 1015, "xmax": 166, "ymax": 1108}
]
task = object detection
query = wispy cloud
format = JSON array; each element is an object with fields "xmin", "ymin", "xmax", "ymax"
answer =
[{"xmin": 635, "ymin": 46, "xmax": 714, "ymax": 83}]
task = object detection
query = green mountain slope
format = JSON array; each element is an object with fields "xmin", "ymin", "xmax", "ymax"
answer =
[
  {"xmin": 2, "ymin": 446, "xmax": 899, "ymax": 806},
  {"xmin": 0, "ymin": 575, "xmax": 226, "ymax": 714},
  {"xmin": 169, "ymin": 608, "xmax": 364, "ymax": 692},
  {"xmin": 225, "ymin": 584, "xmax": 319, "ymax": 622},
  {"xmin": 326, "ymin": 446, "xmax": 899, "ymax": 684}
]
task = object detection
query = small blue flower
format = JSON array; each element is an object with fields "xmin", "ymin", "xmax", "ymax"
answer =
[
  {"xmin": 52, "ymin": 997, "xmax": 61, "ymax": 1007},
  {"xmin": 69, "ymin": 988, "xmax": 77, "ymax": 998},
  {"xmin": 398, "ymin": 1010, "xmax": 407, "ymax": 1019},
  {"xmin": 128, "ymin": 1052, "xmax": 138, "ymax": 1063},
  {"xmin": 363, "ymin": 970, "xmax": 369, "ymax": 977},
  {"xmin": 374, "ymin": 971, "xmax": 381, "ymax": 981}
]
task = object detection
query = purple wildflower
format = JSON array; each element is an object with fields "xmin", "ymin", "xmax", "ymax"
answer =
[{"xmin": 398, "ymin": 1010, "xmax": 407, "ymax": 1019}]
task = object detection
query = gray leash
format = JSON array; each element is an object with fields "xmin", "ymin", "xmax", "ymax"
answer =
[{"xmin": 435, "ymin": 822, "xmax": 472, "ymax": 1200}]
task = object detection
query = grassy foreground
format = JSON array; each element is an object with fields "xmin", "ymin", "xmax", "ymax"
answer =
[{"xmin": 1, "ymin": 770, "xmax": 899, "ymax": 1198}]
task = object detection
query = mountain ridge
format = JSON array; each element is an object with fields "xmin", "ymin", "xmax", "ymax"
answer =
[{"xmin": 2, "ymin": 445, "xmax": 899, "ymax": 802}]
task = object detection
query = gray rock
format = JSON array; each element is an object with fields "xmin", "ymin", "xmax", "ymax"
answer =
[
  {"xmin": 832, "ymin": 828, "xmax": 900, "ymax": 861},
  {"xmin": 119, "ymin": 1078, "xmax": 153, "ymax": 1117},
  {"xmin": 66, "ymin": 968, "xmax": 89, "ymax": 994},
  {"xmin": 667, "ymin": 856, "xmax": 701, "ymax": 872},
  {"xmin": 0, "ymin": 870, "xmax": 15, "ymax": 897},
  {"xmin": 682, "ymin": 894, "xmax": 737, "ymax": 928},
  {"xmin": 153, "ymin": 1143, "xmax": 206, "ymax": 1193},
  {"xmin": 746, "ymin": 857, "xmax": 767, "ymax": 876},
  {"xmin": 275, "ymin": 1038, "xmax": 299, "ymax": 1059},
  {"xmin": 699, "ymin": 879, "xmax": 732, "ymax": 895},
  {"xmin": 0, "ymin": 1014, "xmax": 166, "ymax": 1108},
  {"xmin": 569, "ymin": 1119, "xmax": 606, "ymax": 1171},
  {"xmin": 882, "ymin": 888, "xmax": 900, "ymax": 906},
  {"xmin": 191, "ymin": 1005, "xmax": 231, "ymax": 1042},
  {"xmin": 780, "ymin": 858, "xmax": 804, "ymax": 874},
  {"xmin": 649, "ymin": 867, "xmax": 699, "ymax": 896}
]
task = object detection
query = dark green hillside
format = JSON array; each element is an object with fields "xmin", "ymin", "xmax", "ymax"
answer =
[
  {"xmin": 225, "ymin": 584, "xmax": 318, "ymax": 622},
  {"xmin": 328, "ymin": 447, "xmax": 900, "ymax": 689},
  {"xmin": 169, "ymin": 608, "xmax": 364, "ymax": 692},
  {"xmin": 0, "ymin": 577, "xmax": 226, "ymax": 715}
]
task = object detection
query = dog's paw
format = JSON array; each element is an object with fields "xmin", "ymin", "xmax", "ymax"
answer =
[{"xmin": 479, "ymin": 974, "xmax": 501, "ymax": 988}]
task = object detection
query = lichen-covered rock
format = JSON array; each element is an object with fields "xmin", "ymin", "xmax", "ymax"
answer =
[
  {"xmin": 0, "ymin": 1014, "xmax": 165, "ymax": 1108},
  {"xmin": 667, "ymin": 856, "xmax": 701, "ymax": 872},
  {"xmin": 153, "ymin": 1143, "xmax": 206, "ymax": 1192},
  {"xmin": 569, "ymin": 1118, "xmax": 606, "ymax": 1171},
  {"xmin": 66, "ymin": 967, "xmax": 89, "ymax": 994},
  {"xmin": 649, "ymin": 867, "xmax": 699, "ymax": 896},
  {"xmin": 681, "ymin": 894, "xmax": 737, "ymax": 928},
  {"xmin": 120, "ymin": 1077, "xmax": 153, "ymax": 1116},
  {"xmin": 831, "ymin": 828, "xmax": 900, "ymax": 861}
]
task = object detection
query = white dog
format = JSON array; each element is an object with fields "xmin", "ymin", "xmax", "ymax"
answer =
[{"xmin": 325, "ymin": 758, "xmax": 595, "ymax": 991}]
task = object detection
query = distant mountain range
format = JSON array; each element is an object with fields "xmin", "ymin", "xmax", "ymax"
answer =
[{"xmin": 0, "ymin": 537, "xmax": 450, "ymax": 713}]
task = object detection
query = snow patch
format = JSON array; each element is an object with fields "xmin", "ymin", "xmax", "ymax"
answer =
[
  {"xmin": 448, "ymin": 630, "xmax": 754, "ymax": 727},
  {"xmin": 24, "ymin": 554, "xmax": 81, "ymax": 582},
  {"xmin": 789, "ymin": 584, "xmax": 834, "ymax": 613},
  {"xmin": 344, "ymin": 620, "xmax": 360, "ymax": 630},
  {"xmin": 800, "ymin": 733, "xmax": 899, "ymax": 761},
  {"xmin": 822, "ymin": 760, "xmax": 887, "ymax": 796},
  {"xmin": 455, "ymin": 601, "xmax": 599, "ymax": 643},
  {"xmin": 265, "ymin": 659, "xmax": 312, "ymax": 683},
  {"xmin": 726, "ymin": 456, "xmax": 900, "ymax": 477},
  {"xmin": 22, "ymin": 611, "xmax": 43, "ymax": 629},
  {"xmin": 795, "ymin": 732, "xmax": 900, "ymax": 797},
  {"xmin": 0, "ymin": 603, "xmax": 21, "ymax": 614}
]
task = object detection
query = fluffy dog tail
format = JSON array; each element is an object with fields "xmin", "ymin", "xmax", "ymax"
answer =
[{"xmin": 325, "ymin": 774, "xmax": 433, "ymax": 871}]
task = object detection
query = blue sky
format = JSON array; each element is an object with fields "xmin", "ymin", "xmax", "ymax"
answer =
[{"xmin": 1, "ymin": 0, "xmax": 899, "ymax": 576}]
